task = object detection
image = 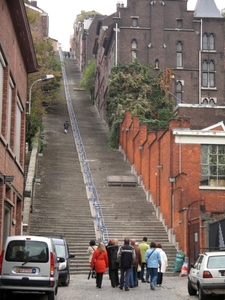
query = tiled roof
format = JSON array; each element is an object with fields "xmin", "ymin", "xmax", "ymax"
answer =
[{"xmin": 194, "ymin": 0, "xmax": 223, "ymax": 18}]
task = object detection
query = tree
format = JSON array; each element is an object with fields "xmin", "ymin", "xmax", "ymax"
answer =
[
  {"xmin": 79, "ymin": 60, "xmax": 96, "ymax": 101},
  {"xmin": 25, "ymin": 5, "xmax": 64, "ymax": 147},
  {"xmin": 106, "ymin": 60, "xmax": 175, "ymax": 148}
]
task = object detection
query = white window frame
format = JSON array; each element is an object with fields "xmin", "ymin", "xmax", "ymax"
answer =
[
  {"xmin": 176, "ymin": 42, "xmax": 183, "ymax": 67},
  {"xmin": 202, "ymin": 60, "xmax": 215, "ymax": 88},
  {"xmin": 201, "ymin": 145, "xmax": 225, "ymax": 187},
  {"xmin": 0, "ymin": 52, "xmax": 6, "ymax": 134},
  {"xmin": 15, "ymin": 97, "xmax": 22, "ymax": 161}
]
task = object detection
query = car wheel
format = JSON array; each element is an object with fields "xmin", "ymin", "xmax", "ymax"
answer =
[
  {"xmin": 48, "ymin": 291, "xmax": 55, "ymax": 300},
  {"xmin": 198, "ymin": 287, "xmax": 207, "ymax": 300},
  {"xmin": 61, "ymin": 273, "xmax": 70, "ymax": 286},
  {"xmin": 188, "ymin": 279, "xmax": 197, "ymax": 296},
  {"xmin": 216, "ymin": 295, "xmax": 224, "ymax": 300},
  {"xmin": 0, "ymin": 289, "xmax": 5, "ymax": 299}
]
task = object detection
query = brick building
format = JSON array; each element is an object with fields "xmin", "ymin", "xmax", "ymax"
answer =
[
  {"xmin": 72, "ymin": 0, "xmax": 225, "ymax": 262},
  {"xmin": 92, "ymin": 0, "xmax": 225, "ymax": 128},
  {"xmin": 73, "ymin": 13, "xmax": 103, "ymax": 72},
  {"xmin": 0, "ymin": 0, "xmax": 38, "ymax": 250},
  {"xmin": 25, "ymin": 1, "xmax": 49, "ymax": 42},
  {"xmin": 120, "ymin": 111, "xmax": 225, "ymax": 264}
]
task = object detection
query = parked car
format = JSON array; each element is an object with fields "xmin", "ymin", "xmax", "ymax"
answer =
[
  {"xmin": 188, "ymin": 251, "xmax": 225, "ymax": 300},
  {"xmin": 51, "ymin": 236, "xmax": 75, "ymax": 286},
  {"xmin": 0, "ymin": 235, "xmax": 60, "ymax": 300}
]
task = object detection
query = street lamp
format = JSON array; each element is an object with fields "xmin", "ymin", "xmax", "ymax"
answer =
[{"xmin": 28, "ymin": 74, "xmax": 54, "ymax": 115}]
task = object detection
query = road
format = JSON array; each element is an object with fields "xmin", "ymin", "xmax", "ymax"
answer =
[{"xmin": 3, "ymin": 274, "xmax": 199, "ymax": 300}]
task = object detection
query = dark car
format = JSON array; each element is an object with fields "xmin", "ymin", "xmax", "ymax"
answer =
[{"xmin": 51, "ymin": 236, "xmax": 75, "ymax": 286}]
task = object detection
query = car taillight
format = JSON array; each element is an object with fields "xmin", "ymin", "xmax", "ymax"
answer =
[
  {"xmin": 203, "ymin": 270, "xmax": 213, "ymax": 278},
  {"xmin": 50, "ymin": 252, "xmax": 54, "ymax": 278},
  {"xmin": 0, "ymin": 250, "xmax": 4, "ymax": 275}
]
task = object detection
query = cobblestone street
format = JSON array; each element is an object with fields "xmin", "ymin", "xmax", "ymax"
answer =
[{"xmin": 4, "ymin": 275, "xmax": 197, "ymax": 300}]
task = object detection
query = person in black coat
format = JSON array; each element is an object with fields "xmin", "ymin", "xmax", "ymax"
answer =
[{"xmin": 106, "ymin": 239, "xmax": 119, "ymax": 287}]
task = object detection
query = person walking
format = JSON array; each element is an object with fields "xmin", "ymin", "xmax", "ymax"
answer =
[
  {"xmin": 145, "ymin": 241, "xmax": 161, "ymax": 291},
  {"xmin": 90, "ymin": 242, "xmax": 108, "ymax": 288},
  {"xmin": 87, "ymin": 240, "xmax": 97, "ymax": 278},
  {"xmin": 106, "ymin": 239, "xmax": 119, "ymax": 287},
  {"xmin": 156, "ymin": 243, "xmax": 168, "ymax": 286},
  {"xmin": 130, "ymin": 239, "xmax": 142, "ymax": 288},
  {"xmin": 63, "ymin": 121, "xmax": 69, "ymax": 133},
  {"xmin": 117, "ymin": 238, "xmax": 135, "ymax": 291},
  {"xmin": 138, "ymin": 236, "xmax": 150, "ymax": 282}
]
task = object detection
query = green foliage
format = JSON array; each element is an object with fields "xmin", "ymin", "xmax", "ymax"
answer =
[
  {"xmin": 79, "ymin": 60, "xmax": 96, "ymax": 100},
  {"xmin": 107, "ymin": 119, "xmax": 123, "ymax": 149},
  {"xmin": 25, "ymin": 3, "xmax": 40, "ymax": 24},
  {"xmin": 26, "ymin": 38, "xmax": 64, "ymax": 147},
  {"xmin": 76, "ymin": 10, "xmax": 99, "ymax": 23},
  {"xmin": 106, "ymin": 60, "xmax": 175, "ymax": 148},
  {"xmin": 221, "ymin": 8, "xmax": 225, "ymax": 18}
]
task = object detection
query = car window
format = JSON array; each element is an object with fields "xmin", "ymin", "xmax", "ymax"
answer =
[
  {"xmin": 55, "ymin": 244, "xmax": 66, "ymax": 258},
  {"xmin": 208, "ymin": 256, "xmax": 225, "ymax": 269},
  {"xmin": 194, "ymin": 255, "xmax": 203, "ymax": 270},
  {"xmin": 5, "ymin": 240, "xmax": 49, "ymax": 263}
]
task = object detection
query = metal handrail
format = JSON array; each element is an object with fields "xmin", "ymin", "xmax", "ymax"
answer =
[{"xmin": 59, "ymin": 48, "xmax": 109, "ymax": 244}]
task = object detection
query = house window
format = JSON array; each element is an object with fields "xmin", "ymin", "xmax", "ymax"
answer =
[
  {"xmin": 6, "ymin": 78, "xmax": 14, "ymax": 144},
  {"xmin": 132, "ymin": 18, "xmax": 138, "ymax": 27},
  {"xmin": 132, "ymin": 39, "xmax": 137, "ymax": 49},
  {"xmin": 177, "ymin": 19, "xmax": 183, "ymax": 29},
  {"xmin": 176, "ymin": 41, "xmax": 183, "ymax": 67},
  {"xmin": 0, "ymin": 52, "xmax": 6, "ymax": 133},
  {"xmin": 131, "ymin": 50, "xmax": 137, "ymax": 61},
  {"xmin": 14, "ymin": 97, "xmax": 22, "ymax": 161},
  {"xmin": 176, "ymin": 81, "xmax": 183, "ymax": 104},
  {"xmin": 201, "ymin": 145, "xmax": 225, "ymax": 187},
  {"xmin": 209, "ymin": 98, "xmax": 216, "ymax": 105},
  {"xmin": 202, "ymin": 60, "xmax": 215, "ymax": 88},
  {"xmin": 202, "ymin": 33, "xmax": 214, "ymax": 50},
  {"xmin": 202, "ymin": 98, "xmax": 208, "ymax": 104}
]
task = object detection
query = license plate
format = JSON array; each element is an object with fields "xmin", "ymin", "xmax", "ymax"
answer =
[{"xmin": 19, "ymin": 268, "xmax": 36, "ymax": 274}]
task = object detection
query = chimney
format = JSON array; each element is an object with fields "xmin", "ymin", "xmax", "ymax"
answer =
[{"xmin": 31, "ymin": 1, "xmax": 37, "ymax": 7}]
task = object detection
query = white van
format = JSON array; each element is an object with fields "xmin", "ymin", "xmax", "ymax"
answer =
[{"xmin": 0, "ymin": 235, "xmax": 60, "ymax": 300}]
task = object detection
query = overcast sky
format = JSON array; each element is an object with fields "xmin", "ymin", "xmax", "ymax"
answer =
[{"xmin": 36, "ymin": 0, "xmax": 224, "ymax": 51}]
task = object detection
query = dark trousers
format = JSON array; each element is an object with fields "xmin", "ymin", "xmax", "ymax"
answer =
[
  {"xmin": 157, "ymin": 271, "xmax": 163, "ymax": 284},
  {"xmin": 141, "ymin": 262, "xmax": 148, "ymax": 281},
  {"xmin": 109, "ymin": 268, "xmax": 119, "ymax": 287},
  {"xmin": 96, "ymin": 272, "xmax": 103, "ymax": 288}
]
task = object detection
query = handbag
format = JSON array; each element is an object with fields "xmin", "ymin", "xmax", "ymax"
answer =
[
  {"xmin": 88, "ymin": 252, "xmax": 101, "ymax": 279},
  {"xmin": 137, "ymin": 264, "xmax": 141, "ymax": 272}
]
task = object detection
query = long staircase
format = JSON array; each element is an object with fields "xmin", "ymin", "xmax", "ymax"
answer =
[{"xmin": 30, "ymin": 54, "xmax": 177, "ymax": 275}]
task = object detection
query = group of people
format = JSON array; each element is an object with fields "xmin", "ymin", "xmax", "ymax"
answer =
[{"xmin": 87, "ymin": 236, "xmax": 168, "ymax": 291}]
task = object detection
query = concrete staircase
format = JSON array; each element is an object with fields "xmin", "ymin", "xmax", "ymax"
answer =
[{"xmin": 30, "ymin": 56, "xmax": 178, "ymax": 275}]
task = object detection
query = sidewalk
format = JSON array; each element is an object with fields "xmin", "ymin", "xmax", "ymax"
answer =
[{"xmin": 56, "ymin": 274, "xmax": 192, "ymax": 300}]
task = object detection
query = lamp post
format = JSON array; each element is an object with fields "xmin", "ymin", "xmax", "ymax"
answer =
[{"xmin": 28, "ymin": 74, "xmax": 54, "ymax": 115}]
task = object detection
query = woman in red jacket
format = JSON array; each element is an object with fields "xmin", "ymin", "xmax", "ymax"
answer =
[{"xmin": 90, "ymin": 242, "xmax": 108, "ymax": 288}]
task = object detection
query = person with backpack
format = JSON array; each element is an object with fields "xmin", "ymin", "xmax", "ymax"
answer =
[
  {"xmin": 90, "ymin": 242, "xmax": 108, "ymax": 288},
  {"xmin": 117, "ymin": 238, "xmax": 135, "ymax": 291},
  {"xmin": 138, "ymin": 236, "xmax": 150, "ymax": 282},
  {"xmin": 145, "ymin": 241, "xmax": 161, "ymax": 291},
  {"xmin": 106, "ymin": 239, "xmax": 119, "ymax": 287},
  {"xmin": 63, "ymin": 121, "xmax": 69, "ymax": 133},
  {"xmin": 87, "ymin": 240, "xmax": 97, "ymax": 278}
]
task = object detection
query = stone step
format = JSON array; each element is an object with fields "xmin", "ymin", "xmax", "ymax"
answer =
[{"xmin": 29, "ymin": 58, "xmax": 179, "ymax": 276}]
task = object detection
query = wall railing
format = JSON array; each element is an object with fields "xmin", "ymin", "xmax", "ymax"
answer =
[{"xmin": 59, "ymin": 48, "xmax": 109, "ymax": 244}]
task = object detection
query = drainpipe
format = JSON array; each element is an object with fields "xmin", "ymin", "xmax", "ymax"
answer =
[
  {"xmin": 115, "ymin": 23, "xmax": 118, "ymax": 66},
  {"xmin": 198, "ymin": 19, "xmax": 202, "ymax": 104}
]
